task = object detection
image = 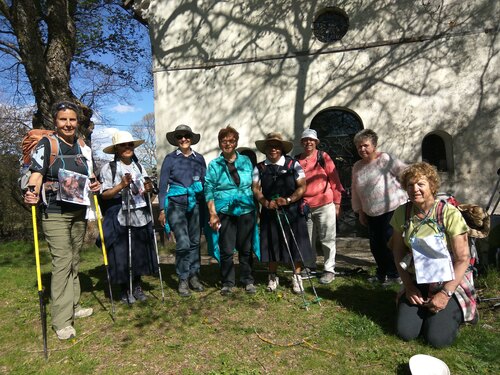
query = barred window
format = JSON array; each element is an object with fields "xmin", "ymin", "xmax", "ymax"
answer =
[{"xmin": 313, "ymin": 8, "xmax": 349, "ymax": 43}]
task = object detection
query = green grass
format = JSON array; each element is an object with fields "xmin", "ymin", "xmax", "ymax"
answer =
[{"xmin": 0, "ymin": 240, "xmax": 499, "ymax": 374}]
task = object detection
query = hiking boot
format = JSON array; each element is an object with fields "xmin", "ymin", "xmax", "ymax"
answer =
[
  {"xmin": 133, "ymin": 285, "xmax": 148, "ymax": 302},
  {"xmin": 266, "ymin": 274, "xmax": 279, "ymax": 292},
  {"xmin": 300, "ymin": 267, "xmax": 316, "ymax": 280},
  {"xmin": 245, "ymin": 283, "xmax": 257, "ymax": 294},
  {"xmin": 178, "ymin": 280, "xmax": 191, "ymax": 297},
  {"xmin": 220, "ymin": 286, "xmax": 233, "ymax": 296},
  {"xmin": 382, "ymin": 276, "xmax": 402, "ymax": 287},
  {"xmin": 319, "ymin": 271, "xmax": 335, "ymax": 285},
  {"xmin": 74, "ymin": 307, "xmax": 93, "ymax": 319},
  {"xmin": 55, "ymin": 326, "xmax": 76, "ymax": 340},
  {"xmin": 189, "ymin": 275, "xmax": 204, "ymax": 292},
  {"xmin": 120, "ymin": 289, "xmax": 136, "ymax": 305}
]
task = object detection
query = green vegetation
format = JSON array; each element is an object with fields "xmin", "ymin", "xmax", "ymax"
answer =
[{"xmin": 0, "ymin": 241, "xmax": 498, "ymax": 374}]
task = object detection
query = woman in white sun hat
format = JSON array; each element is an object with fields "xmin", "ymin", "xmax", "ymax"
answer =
[{"xmin": 98, "ymin": 131, "xmax": 159, "ymax": 304}]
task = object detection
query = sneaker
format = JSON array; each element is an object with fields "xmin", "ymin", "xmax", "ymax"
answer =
[
  {"xmin": 319, "ymin": 271, "xmax": 335, "ymax": 285},
  {"xmin": 55, "ymin": 325, "xmax": 76, "ymax": 340},
  {"xmin": 74, "ymin": 307, "xmax": 93, "ymax": 319},
  {"xmin": 292, "ymin": 274, "xmax": 304, "ymax": 294},
  {"xmin": 266, "ymin": 274, "xmax": 279, "ymax": 292},
  {"xmin": 189, "ymin": 275, "xmax": 204, "ymax": 292},
  {"xmin": 300, "ymin": 267, "xmax": 316, "ymax": 280},
  {"xmin": 382, "ymin": 276, "xmax": 402, "ymax": 287},
  {"xmin": 178, "ymin": 280, "xmax": 191, "ymax": 297},
  {"xmin": 120, "ymin": 290, "xmax": 136, "ymax": 304},
  {"xmin": 245, "ymin": 283, "xmax": 257, "ymax": 294},
  {"xmin": 133, "ymin": 285, "xmax": 148, "ymax": 302},
  {"xmin": 220, "ymin": 286, "xmax": 233, "ymax": 296},
  {"xmin": 368, "ymin": 275, "xmax": 386, "ymax": 284}
]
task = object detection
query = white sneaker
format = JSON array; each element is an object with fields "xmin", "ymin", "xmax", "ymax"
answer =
[
  {"xmin": 267, "ymin": 274, "xmax": 279, "ymax": 292},
  {"xmin": 55, "ymin": 325, "xmax": 76, "ymax": 340},
  {"xmin": 74, "ymin": 307, "xmax": 93, "ymax": 319},
  {"xmin": 292, "ymin": 274, "xmax": 304, "ymax": 294}
]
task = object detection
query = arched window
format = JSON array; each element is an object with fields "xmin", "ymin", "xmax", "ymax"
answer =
[{"xmin": 422, "ymin": 132, "xmax": 453, "ymax": 172}]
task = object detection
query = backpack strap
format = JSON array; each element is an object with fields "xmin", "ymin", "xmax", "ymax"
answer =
[
  {"xmin": 317, "ymin": 150, "xmax": 325, "ymax": 169},
  {"xmin": 44, "ymin": 134, "xmax": 59, "ymax": 167},
  {"xmin": 436, "ymin": 200, "xmax": 447, "ymax": 233}
]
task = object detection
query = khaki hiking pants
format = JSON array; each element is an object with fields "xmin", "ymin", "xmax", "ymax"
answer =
[{"xmin": 42, "ymin": 209, "xmax": 87, "ymax": 331}]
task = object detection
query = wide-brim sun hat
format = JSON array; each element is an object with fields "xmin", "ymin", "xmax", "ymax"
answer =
[
  {"xmin": 166, "ymin": 124, "xmax": 201, "ymax": 146},
  {"xmin": 409, "ymin": 354, "xmax": 450, "ymax": 375},
  {"xmin": 301, "ymin": 128, "xmax": 319, "ymax": 142},
  {"xmin": 103, "ymin": 130, "xmax": 145, "ymax": 154},
  {"xmin": 255, "ymin": 132, "xmax": 294, "ymax": 154}
]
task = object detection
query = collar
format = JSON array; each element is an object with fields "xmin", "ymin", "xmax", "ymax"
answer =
[
  {"xmin": 176, "ymin": 148, "xmax": 197, "ymax": 157},
  {"xmin": 264, "ymin": 155, "xmax": 286, "ymax": 166}
]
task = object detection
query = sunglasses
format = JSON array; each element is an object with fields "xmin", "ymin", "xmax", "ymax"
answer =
[
  {"xmin": 175, "ymin": 133, "xmax": 192, "ymax": 140},
  {"xmin": 117, "ymin": 142, "xmax": 135, "ymax": 148},
  {"xmin": 56, "ymin": 102, "xmax": 79, "ymax": 112}
]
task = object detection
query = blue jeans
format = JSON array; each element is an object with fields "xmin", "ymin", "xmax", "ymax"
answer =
[{"xmin": 167, "ymin": 202, "xmax": 201, "ymax": 280}]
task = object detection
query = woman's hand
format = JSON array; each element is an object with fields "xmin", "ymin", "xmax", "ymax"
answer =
[
  {"xmin": 358, "ymin": 211, "xmax": 368, "ymax": 227},
  {"xmin": 24, "ymin": 189, "xmax": 40, "ymax": 206},
  {"xmin": 158, "ymin": 210, "xmax": 166, "ymax": 226},
  {"xmin": 89, "ymin": 176, "xmax": 101, "ymax": 193},
  {"xmin": 144, "ymin": 179, "xmax": 153, "ymax": 193},
  {"xmin": 405, "ymin": 284, "xmax": 426, "ymax": 305},
  {"xmin": 267, "ymin": 199, "xmax": 279, "ymax": 210},
  {"xmin": 425, "ymin": 292, "xmax": 450, "ymax": 313},
  {"xmin": 120, "ymin": 173, "xmax": 132, "ymax": 189},
  {"xmin": 209, "ymin": 213, "xmax": 221, "ymax": 231},
  {"xmin": 275, "ymin": 197, "xmax": 288, "ymax": 207}
]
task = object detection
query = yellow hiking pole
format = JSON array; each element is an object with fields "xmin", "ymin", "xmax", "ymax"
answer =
[
  {"xmin": 92, "ymin": 192, "xmax": 115, "ymax": 319},
  {"xmin": 28, "ymin": 186, "xmax": 48, "ymax": 359}
]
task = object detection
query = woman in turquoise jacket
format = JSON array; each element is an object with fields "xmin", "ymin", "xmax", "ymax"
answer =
[{"xmin": 205, "ymin": 126, "xmax": 260, "ymax": 296}]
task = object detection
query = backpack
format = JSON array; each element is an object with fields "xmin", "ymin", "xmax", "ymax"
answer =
[
  {"xmin": 403, "ymin": 197, "xmax": 489, "ymax": 265},
  {"xmin": 19, "ymin": 129, "xmax": 86, "ymax": 193}
]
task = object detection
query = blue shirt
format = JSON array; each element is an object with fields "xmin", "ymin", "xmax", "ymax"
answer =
[{"xmin": 158, "ymin": 149, "xmax": 206, "ymax": 209}]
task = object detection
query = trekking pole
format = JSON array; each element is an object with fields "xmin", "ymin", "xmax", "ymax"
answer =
[
  {"xmin": 486, "ymin": 168, "xmax": 500, "ymax": 214},
  {"xmin": 91, "ymin": 182, "xmax": 115, "ymax": 319},
  {"xmin": 273, "ymin": 201, "xmax": 309, "ymax": 310},
  {"xmin": 28, "ymin": 185, "xmax": 48, "ymax": 359},
  {"xmin": 125, "ymin": 180, "xmax": 133, "ymax": 304},
  {"xmin": 145, "ymin": 179, "xmax": 165, "ymax": 301},
  {"xmin": 278, "ymin": 206, "xmax": 322, "ymax": 306}
]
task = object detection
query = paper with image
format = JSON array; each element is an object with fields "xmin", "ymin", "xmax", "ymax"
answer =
[{"xmin": 410, "ymin": 235, "xmax": 454, "ymax": 284}]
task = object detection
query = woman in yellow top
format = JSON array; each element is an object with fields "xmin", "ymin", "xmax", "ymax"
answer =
[{"xmin": 390, "ymin": 162, "xmax": 477, "ymax": 348}]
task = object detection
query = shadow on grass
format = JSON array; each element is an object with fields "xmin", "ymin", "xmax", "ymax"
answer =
[{"xmin": 322, "ymin": 282, "xmax": 399, "ymax": 334}]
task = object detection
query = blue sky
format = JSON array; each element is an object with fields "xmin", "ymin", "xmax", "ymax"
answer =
[{"xmin": 91, "ymin": 89, "xmax": 154, "ymax": 160}]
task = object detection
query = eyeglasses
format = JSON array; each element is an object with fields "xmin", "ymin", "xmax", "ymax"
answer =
[
  {"xmin": 175, "ymin": 133, "xmax": 191, "ymax": 140},
  {"xmin": 266, "ymin": 143, "xmax": 282, "ymax": 150},
  {"xmin": 220, "ymin": 139, "xmax": 237, "ymax": 145},
  {"xmin": 117, "ymin": 142, "xmax": 135, "ymax": 148}
]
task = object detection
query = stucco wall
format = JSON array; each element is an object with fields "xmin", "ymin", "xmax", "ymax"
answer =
[{"xmin": 137, "ymin": 0, "xmax": 499, "ymax": 207}]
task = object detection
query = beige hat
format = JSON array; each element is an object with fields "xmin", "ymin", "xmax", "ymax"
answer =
[
  {"xmin": 255, "ymin": 132, "xmax": 294, "ymax": 154},
  {"xmin": 103, "ymin": 131, "xmax": 145, "ymax": 154},
  {"xmin": 166, "ymin": 124, "xmax": 201, "ymax": 146}
]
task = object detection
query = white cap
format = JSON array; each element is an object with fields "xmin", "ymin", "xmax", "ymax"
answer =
[{"xmin": 301, "ymin": 128, "xmax": 319, "ymax": 141}]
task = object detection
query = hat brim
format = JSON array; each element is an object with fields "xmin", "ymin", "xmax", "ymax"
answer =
[
  {"xmin": 166, "ymin": 131, "xmax": 201, "ymax": 146},
  {"xmin": 103, "ymin": 139, "xmax": 145, "ymax": 154},
  {"xmin": 255, "ymin": 139, "xmax": 294, "ymax": 154}
]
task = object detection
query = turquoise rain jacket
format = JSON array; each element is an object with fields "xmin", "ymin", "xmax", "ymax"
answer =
[
  {"xmin": 163, "ymin": 181, "xmax": 203, "ymax": 235},
  {"xmin": 204, "ymin": 153, "xmax": 260, "ymax": 261}
]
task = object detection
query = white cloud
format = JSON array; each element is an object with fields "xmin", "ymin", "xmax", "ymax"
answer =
[{"xmin": 111, "ymin": 104, "xmax": 141, "ymax": 113}]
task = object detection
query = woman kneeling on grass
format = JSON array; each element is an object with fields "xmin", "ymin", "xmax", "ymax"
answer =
[{"xmin": 390, "ymin": 162, "xmax": 478, "ymax": 348}]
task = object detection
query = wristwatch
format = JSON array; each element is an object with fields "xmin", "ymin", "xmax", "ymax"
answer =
[
  {"xmin": 440, "ymin": 288, "xmax": 453, "ymax": 297},
  {"xmin": 286, "ymin": 197, "xmax": 292, "ymax": 204}
]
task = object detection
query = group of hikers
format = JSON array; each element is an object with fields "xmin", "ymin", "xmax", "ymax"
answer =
[{"xmin": 23, "ymin": 100, "xmax": 479, "ymax": 348}]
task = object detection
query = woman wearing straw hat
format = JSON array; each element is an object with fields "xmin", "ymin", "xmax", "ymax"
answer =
[
  {"xmin": 252, "ymin": 132, "xmax": 313, "ymax": 294},
  {"xmin": 99, "ymin": 131, "xmax": 158, "ymax": 304},
  {"xmin": 158, "ymin": 125, "xmax": 207, "ymax": 297}
]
